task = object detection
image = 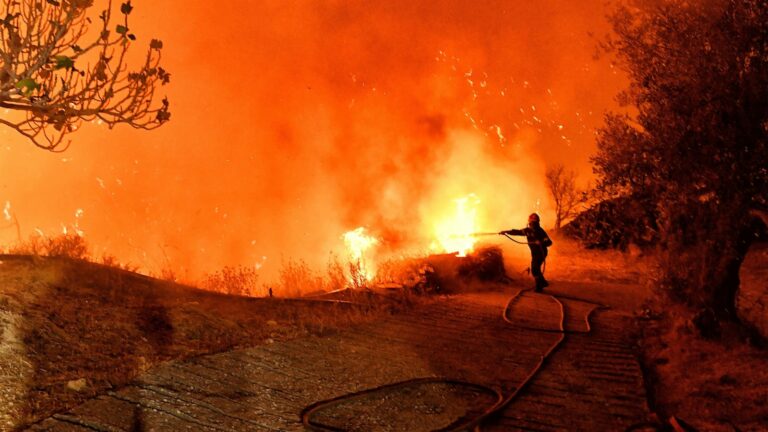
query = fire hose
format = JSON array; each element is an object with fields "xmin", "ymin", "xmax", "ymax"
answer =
[
  {"xmin": 300, "ymin": 286, "xmax": 614, "ymax": 431},
  {"xmin": 500, "ymin": 232, "xmax": 548, "ymax": 276},
  {"xmin": 499, "ymin": 234, "xmax": 670, "ymax": 431},
  {"xmin": 300, "ymin": 232, "xmax": 673, "ymax": 431}
]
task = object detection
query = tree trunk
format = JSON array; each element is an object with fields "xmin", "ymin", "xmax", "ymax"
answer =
[
  {"xmin": 660, "ymin": 198, "xmax": 753, "ymax": 334},
  {"xmin": 715, "ymin": 219, "xmax": 756, "ymax": 312},
  {"xmin": 701, "ymin": 235, "xmax": 747, "ymax": 320}
]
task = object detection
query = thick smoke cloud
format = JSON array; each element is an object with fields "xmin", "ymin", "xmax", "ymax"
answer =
[{"xmin": 0, "ymin": 0, "xmax": 625, "ymax": 281}]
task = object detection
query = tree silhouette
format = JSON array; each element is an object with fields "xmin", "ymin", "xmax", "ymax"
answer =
[
  {"xmin": 545, "ymin": 164, "xmax": 582, "ymax": 230},
  {"xmin": 594, "ymin": 0, "xmax": 767, "ymax": 327},
  {"xmin": 0, "ymin": 0, "xmax": 170, "ymax": 151}
]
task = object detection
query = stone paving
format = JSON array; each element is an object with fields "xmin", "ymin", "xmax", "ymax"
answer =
[{"xmin": 28, "ymin": 289, "xmax": 650, "ymax": 431}]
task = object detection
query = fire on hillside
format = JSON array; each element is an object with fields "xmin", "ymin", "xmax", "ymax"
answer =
[{"xmin": 341, "ymin": 192, "xmax": 511, "ymax": 292}]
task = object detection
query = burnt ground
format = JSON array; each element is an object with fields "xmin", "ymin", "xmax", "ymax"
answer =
[{"xmin": 24, "ymin": 275, "xmax": 652, "ymax": 431}]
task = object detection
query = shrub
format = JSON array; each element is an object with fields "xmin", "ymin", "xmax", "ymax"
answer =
[
  {"xmin": 276, "ymin": 258, "xmax": 324, "ymax": 297},
  {"xmin": 159, "ymin": 266, "xmax": 179, "ymax": 283},
  {"xmin": 347, "ymin": 259, "xmax": 369, "ymax": 290},
  {"xmin": 9, "ymin": 233, "xmax": 90, "ymax": 260},
  {"xmin": 457, "ymin": 246, "xmax": 508, "ymax": 283},
  {"xmin": 99, "ymin": 253, "xmax": 139, "ymax": 272},
  {"xmin": 325, "ymin": 254, "xmax": 348, "ymax": 292},
  {"xmin": 374, "ymin": 257, "xmax": 441, "ymax": 293},
  {"xmin": 201, "ymin": 265, "xmax": 259, "ymax": 296},
  {"xmin": 562, "ymin": 195, "xmax": 659, "ymax": 250}
]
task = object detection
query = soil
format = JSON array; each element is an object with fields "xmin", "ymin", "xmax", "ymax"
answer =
[
  {"xmin": 0, "ymin": 255, "xmax": 403, "ymax": 431},
  {"xmin": 638, "ymin": 303, "xmax": 768, "ymax": 431}
]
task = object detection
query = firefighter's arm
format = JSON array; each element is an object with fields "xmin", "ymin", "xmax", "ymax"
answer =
[{"xmin": 499, "ymin": 229, "xmax": 524, "ymax": 236}]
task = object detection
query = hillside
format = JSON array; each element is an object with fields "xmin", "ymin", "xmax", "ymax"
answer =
[
  {"xmin": 0, "ymin": 256, "xmax": 398, "ymax": 431},
  {"xmin": 2, "ymin": 241, "xmax": 768, "ymax": 431}
]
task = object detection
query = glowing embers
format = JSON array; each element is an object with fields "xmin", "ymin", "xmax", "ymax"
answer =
[
  {"xmin": 342, "ymin": 227, "xmax": 379, "ymax": 284},
  {"xmin": 432, "ymin": 193, "xmax": 481, "ymax": 257}
]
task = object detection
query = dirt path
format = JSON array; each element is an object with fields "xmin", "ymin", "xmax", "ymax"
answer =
[{"xmin": 27, "ymin": 286, "xmax": 651, "ymax": 431}]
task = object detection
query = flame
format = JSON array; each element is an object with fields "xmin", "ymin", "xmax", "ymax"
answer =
[
  {"xmin": 433, "ymin": 194, "xmax": 481, "ymax": 257},
  {"xmin": 342, "ymin": 227, "xmax": 379, "ymax": 281}
]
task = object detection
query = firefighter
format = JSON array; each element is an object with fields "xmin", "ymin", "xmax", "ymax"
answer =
[{"xmin": 499, "ymin": 213, "xmax": 553, "ymax": 292}]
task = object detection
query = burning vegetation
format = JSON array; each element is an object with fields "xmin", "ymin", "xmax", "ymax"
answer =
[
  {"xmin": 1, "ymin": 0, "xmax": 622, "ymax": 286},
  {"xmin": 1, "ymin": 0, "xmax": 767, "ymax": 430}
]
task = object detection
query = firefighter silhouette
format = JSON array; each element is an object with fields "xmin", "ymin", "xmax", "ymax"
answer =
[{"xmin": 500, "ymin": 213, "xmax": 553, "ymax": 292}]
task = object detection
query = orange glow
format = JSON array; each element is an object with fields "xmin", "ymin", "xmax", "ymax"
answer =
[{"xmin": 0, "ymin": 0, "xmax": 627, "ymax": 285}]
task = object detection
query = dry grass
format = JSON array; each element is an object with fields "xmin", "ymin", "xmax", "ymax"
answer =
[
  {"xmin": 272, "ymin": 258, "xmax": 326, "ymax": 297},
  {"xmin": 544, "ymin": 234, "xmax": 652, "ymax": 286},
  {"xmin": 200, "ymin": 265, "xmax": 260, "ymax": 296},
  {"xmin": 97, "ymin": 253, "xmax": 139, "ymax": 272},
  {"xmin": 7, "ymin": 233, "xmax": 89, "ymax": 260},
  {"xmin": 266, "ymin": 255, "xmax": 378, "ymax": 297},
  {"xmin": 374, "ymin": 256, "xmax": 435, "ymax": 288},
  {"xmin": 0, "ymin": 255, "xmax": 405, "ymax": 431}
]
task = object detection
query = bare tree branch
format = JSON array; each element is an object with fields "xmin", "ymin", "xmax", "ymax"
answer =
[
  {"xmin": 545, "ymin": 164, "xmax": 582, "ymax": 230},
  {"xmin": 0, "ymin": 0, "xmax": 170, "ymax": 151}
]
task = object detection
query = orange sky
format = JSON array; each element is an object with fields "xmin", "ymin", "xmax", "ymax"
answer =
[{"xmin": 0, "ymin": 0, "xmax": 626, "ymax": 281}]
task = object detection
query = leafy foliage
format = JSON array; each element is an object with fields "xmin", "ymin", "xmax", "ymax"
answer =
[
  {"xmin": 594, "ymin": 0, "xmax": 767, "ymax": 319},
  {"xmin": 0, "ymin": 0, "xmax": 170, "ymax": 151},
  {"xmin": 562, "ymin": 195, "xmax": 659, "ymax": 250}
]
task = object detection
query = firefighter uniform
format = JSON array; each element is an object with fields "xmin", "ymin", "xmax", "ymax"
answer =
[{"xmin": 500, "ymin": 214, "xmax": 553, "ymax": 292}]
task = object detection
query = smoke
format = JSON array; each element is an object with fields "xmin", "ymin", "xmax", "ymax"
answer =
[{"xmin": 0, "ymin": 0, "xmax": 625, "ymax": 281}]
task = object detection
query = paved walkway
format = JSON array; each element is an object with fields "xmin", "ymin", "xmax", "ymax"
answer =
[{"xmin": 28, "ymin": 289, "xmax": 650, "ymax": 431}]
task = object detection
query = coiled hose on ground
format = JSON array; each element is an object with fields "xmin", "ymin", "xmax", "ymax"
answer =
[{"xmin": 300, "ymin": 287, "xmax": 610, "ymax": 431}]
